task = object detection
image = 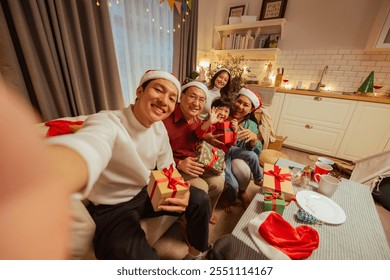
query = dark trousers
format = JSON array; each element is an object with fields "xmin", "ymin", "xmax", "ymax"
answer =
[{"xmin": 87, "ymin": 186, "xmax": 210, "ymax": 260}]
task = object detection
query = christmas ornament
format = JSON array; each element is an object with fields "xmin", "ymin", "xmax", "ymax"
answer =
[{"xmin": 296, "ymin": 209, "xmax": 322, "ymax": 224}]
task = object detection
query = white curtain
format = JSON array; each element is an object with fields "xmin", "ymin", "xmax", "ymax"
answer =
[{"xmin": 108, "ymin": 0, "xmax": 174, "ymax": 105}]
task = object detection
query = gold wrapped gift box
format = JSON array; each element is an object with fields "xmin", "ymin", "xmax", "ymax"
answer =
[
  {"xmin": 262, "ymin": 163, "xmax": 294, "ymax": 201},
  {"xmin": 147, "ymin": 165, "xmax": 189, "ymax": 211}
]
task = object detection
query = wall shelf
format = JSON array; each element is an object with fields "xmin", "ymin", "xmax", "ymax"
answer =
[
  {"xmin": 214, "ymin": 18, "xmax": 286, "ymax": 38},
  {"xmin": 211, "ymin": 48, "xmax": 280, "ymax": 61},
  {"xmin": 212, "ymin": 18, "xmax": 286, "ymax": 61}
]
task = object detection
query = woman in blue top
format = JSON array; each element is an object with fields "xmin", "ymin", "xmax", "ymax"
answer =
[{"xmin": 223, "ymin": 87, "xmax": 263, "ymax": 212}]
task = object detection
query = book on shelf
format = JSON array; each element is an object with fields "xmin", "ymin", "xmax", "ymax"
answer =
[
  {"xmin": 219, "ymin": 29, "xmax": 280, "ymax": 50},
  {"xmin": 220, "ymin": 30, "xmax": 257, "ymax": 50}
]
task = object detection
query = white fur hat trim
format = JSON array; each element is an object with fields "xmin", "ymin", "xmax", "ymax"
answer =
[
  {"xmin": 238, "ymin": 87, "xmax": 262, "ymax": 110},
  {"xmin": 139, "ymin": 70, "xmax": 181, "ymax": 95},
  {"xmin": 181, "ymin": 81, "xmax": 208, "ymax": 96},
  {"xmin": 215, "ymin": 67, "xmax": 231, "ymax": 75},
  {"xmin": 247, "ymin": 211, "xmax": 291, "ymax": 260}
]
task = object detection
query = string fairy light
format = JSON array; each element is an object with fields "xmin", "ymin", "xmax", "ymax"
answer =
[{"xmin": 96, "ymin": 0, "xmax": 191, "ymax": 34}]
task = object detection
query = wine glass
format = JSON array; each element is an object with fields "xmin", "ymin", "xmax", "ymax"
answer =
[
  {"xmin": 282, "ymin": 75, "xmax": 289, "ymax": 89},
  {"xmin": 373, "ymin": 79, "xmax": 384, "ymax": 96}
]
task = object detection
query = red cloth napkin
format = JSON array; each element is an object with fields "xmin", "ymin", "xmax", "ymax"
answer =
[{"xmin": 45, "ymin": 120, "xmax": 84, "ymax": 137}]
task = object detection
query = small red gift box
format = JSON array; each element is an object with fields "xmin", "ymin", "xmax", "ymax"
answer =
[
  {"xmin": 215, "ymin": 121, "xmax": 235, "ymax": 144},
  {"xmin": 262, "ymin": 163, "xmax": 294, "ymax": 201},
  {"xmin": 147, "ymin": 164, "xmax": 189, "ymax": 211}
]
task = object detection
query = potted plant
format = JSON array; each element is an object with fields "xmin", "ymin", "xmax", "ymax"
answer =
[{"xmin": 209, "ymin": 53, "xmax": 248, "ymax": 99}]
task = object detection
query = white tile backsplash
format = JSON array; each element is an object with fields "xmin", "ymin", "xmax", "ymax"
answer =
[{"xmin": 269, "ymin": 49, "xmax": 390, "ymax": 93}]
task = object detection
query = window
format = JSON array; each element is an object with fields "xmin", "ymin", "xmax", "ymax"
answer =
[{"xmin": 108, "ymin": 0, "xmax": 174, "ymax": 105}]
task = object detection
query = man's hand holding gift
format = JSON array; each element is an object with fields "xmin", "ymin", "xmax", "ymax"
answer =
[{"xmin": 177, "ymin": 157, "xmax": 205, "ymax": 177}]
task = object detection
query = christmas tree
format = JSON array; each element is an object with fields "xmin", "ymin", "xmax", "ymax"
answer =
[{"xmin": 358, "ymin": 71, "xmax": 374, "ymax": 93}]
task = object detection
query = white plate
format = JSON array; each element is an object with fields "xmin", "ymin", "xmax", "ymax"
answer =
[
  {"xmin": 296, "ymin": 190, "xmax": 346, "ymax": 224},
  {"xmin": 317, "ymin": 157, "xmax": 334, "ymax": 165}
]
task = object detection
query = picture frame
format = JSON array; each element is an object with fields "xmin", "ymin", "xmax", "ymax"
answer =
[
  {"xmin": 226, "ymin": 4, "xmax": 248, "ymax": 24},
  {"xmin": 259, "ymin": 0, "xmax": 288, "ymax": 21}
]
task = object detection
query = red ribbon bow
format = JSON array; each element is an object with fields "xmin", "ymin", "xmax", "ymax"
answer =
[
  {"xmin": 204, "ymin": 147, "xmax": 220, "ymax": 170},
  {"xmin": 161, "ymin": 164, "xmax": 188, "ymax": 197},
  {"xmin": 264, "ymin": 192, "xmax": 283, "ymax": 211},
  {"xmin": 264, "ymin": 165, "xmax": 291, "ymax": 192},
  {"xmin": 264, "ymin": 192, "xmax": 282, "ymax": 201},
  {"xmin": 150, "ymin": 164, "xmax": 188, "ymax": 199}
]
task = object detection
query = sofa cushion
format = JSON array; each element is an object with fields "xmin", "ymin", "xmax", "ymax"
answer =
[
  {"xmin": 69, "ymin": 198, "xmax": 96, "ymax": 260},
  {"xmin": 141, "ymin": 216, "xmax": 178, "ymax": 245}
]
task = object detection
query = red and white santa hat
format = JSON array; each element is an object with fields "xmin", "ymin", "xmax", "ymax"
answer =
[
  {"xmin": 139, "ymin": 70, "xmax": 181, "ymax": 95},
  {"xmin": 248, "ymin": 211, "xmax": 320, "ymax": 260},
  {"xmin": 181, "ymin": 81, "xmax": 208, "ymax": 95},
  {"xmin": 238, "ymin": 87, "xmax": 263, "ymax": 111}
]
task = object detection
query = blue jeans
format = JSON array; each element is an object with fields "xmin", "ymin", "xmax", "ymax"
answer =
[{"xmin": 224, "ymin": 146, "xmax": 262, "ymax": 204}]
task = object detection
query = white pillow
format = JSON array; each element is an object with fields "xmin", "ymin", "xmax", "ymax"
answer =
[{"xmin": 69, "ymin": 198, "xmax": 96, "ymax": 260}]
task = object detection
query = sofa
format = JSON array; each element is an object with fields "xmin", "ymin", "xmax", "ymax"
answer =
[{"xmin": 36, "ymin": 116, "xmax": 178, "ymax": 260}]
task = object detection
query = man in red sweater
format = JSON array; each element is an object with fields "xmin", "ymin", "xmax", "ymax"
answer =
[{"xmin": 163, "ymin": 81, "xmax": 224, "ymax": 225}]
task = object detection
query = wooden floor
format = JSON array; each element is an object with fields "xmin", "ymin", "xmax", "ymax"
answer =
[{"xmin": 154, "ymin": 147, "xmax": 390, "ymax": 259}]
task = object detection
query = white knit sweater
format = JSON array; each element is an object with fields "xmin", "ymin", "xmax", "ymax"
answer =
[{"xmin": 47, "ymin": 106, "xmax": 174, "ymax": 205}]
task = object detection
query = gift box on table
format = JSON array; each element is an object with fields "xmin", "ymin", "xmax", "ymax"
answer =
[
  {"xmin": 147, "ymin": 164, "xmax": 189, "ymax": 211},
  {"xmin": 195, "ymin": 141, "xmax": 225, "ymax": 174},
  {"xmin": 215, "ymin": 121, "xmax": 235, "ymax": 144},
  {"xmin": 263, "ymin": 192, "xmax": 285, "ymax": 215},
  {"xmin": 262, "ymin": 163, "xmax": 294, "ymax": 201}
]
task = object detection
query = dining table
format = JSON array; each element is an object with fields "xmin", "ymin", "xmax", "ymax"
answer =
[{"xmin": 213, "ymin": 158, "xmax": 390, "ymax": 260}]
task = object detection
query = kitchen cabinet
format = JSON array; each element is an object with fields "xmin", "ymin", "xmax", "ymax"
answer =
[
  {"xmin": 213, "ymin": 18, "xmax": 286, "ymax": 60},
  {"xmin": 276, "ymin": 94, "xmax": 357, "ymax": 156},
  {"xmin": 336, "ymin": 102, "xmax": 390, "ymax": 161},
  {"xmin": 247, "ymin": 86, "xmax": 283, "ymax": 129},
  {"xmin": 366, "ymin": 0, "xmax": 390, "ymax": 50},
  {"xmin": 264, "ymin": 91, "xmax": 285, "ymax": 129}
]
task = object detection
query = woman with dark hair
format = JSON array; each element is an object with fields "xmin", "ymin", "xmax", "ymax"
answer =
[
  {"xmin": 203, "ymin": 87, "xmax": 263, "ymax": 212},
  {"xmin": 199, "ymin": 68, "xmax": 231, "ymax": 120},
  {"xmin": 197, "ymin": 92, "xmax": 264, "ymax": 213},
  {"xmin": 222, "ymin": 87, "xmax": 264, "ymax": 211}
]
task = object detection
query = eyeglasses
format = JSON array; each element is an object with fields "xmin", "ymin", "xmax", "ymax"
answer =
[{"xmin": 186, "ymin": 93, "xmax": 206, "ymax": 104}]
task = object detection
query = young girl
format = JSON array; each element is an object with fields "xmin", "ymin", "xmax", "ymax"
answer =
[
  {"xmin": 196, "ymin": 96, "xmax": 263, "ymax": 212},
  {"xmin": 198, "ymin": 68, "xmax": 231, "ymax": 120}
]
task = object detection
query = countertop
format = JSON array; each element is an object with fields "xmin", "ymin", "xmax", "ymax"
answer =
[{"xmin": 246, "ymin": 84, "xmax": 390, "ymax": 104}]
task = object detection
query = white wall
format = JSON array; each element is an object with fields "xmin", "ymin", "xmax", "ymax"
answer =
[
  {"xmin": 280, "ymin": 0, "xmax": 382, "ymax": 50},
  {"xmin": 198, "ymin": 0, "xmax": 384, "ymax": 51},
  {"xmin": 197, "ymin": 0, "xmax": 390, "ymax": 93}
]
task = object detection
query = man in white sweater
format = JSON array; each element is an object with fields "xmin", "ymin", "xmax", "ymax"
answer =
[{"xmin": 46, "ymin": 70, "xmax": 211, "ymax": 260}]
